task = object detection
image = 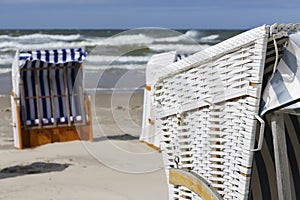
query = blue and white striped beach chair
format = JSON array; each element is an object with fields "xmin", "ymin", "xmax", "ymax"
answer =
[{"xmin": 11, "ymin": 48, "xmax": 93, "ymax": 149}]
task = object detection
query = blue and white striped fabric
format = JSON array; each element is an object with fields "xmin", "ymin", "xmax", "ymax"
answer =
[
  {"xmin": 249, "ymin": 114, "xmax": 300, "ymax": 199},
  {"xmin": 258, "ymin": 34, "xmax": 300, "ymax": 199},
  {"xmin": 260, "ymin": 33, "xmax": 300, "ymax": 116},
  {"xmin": 175, "ymin": 53, "xmax": 190, "ymax": 62},
  {"xmin": 19, "ymin": 48, "xmax": 86, "ymax": 66},
  {"xmin": 19, "ymin": 48, "xmax": 87, "ymax": 125}
]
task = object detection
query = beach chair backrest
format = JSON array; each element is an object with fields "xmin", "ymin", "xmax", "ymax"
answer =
[
  {"xmin": 20, "ymin": 61, "xmax": 81, "ymax": 126},
  {"xmin": 140, "ymin": 51, "xmax": 191, "ymax": 149},
  {"xmin": 16, "ymin": 48, "xmax": 87, "ymax": 127}
]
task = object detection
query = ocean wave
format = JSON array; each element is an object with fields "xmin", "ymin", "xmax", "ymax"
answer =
[
  {"xmin": 0, "ymin": 33, "xmax": 81, "ymax": 41},
  {"xmin": 154, "ymin": 34, "xmax": 197, "ymax": 44},
  {"xmin": 0, "ymin": 68, "xmax": 11, "ymax": 74},
  {"xmin": 0, "ymin": 54, "xmax": 14, "ymax": 66},
  {"xmin": 184, "ymin": 30, "xmax": 202, "ymax": 39},
  {"xmin": 149, "ymin": 44, "xmax": 210, "ymax": 53},
  {"xmin": 0, "ymin": 29, "xmax": 242, "ymax": 95},
  {"xmin": 200, "ymin": 34, "xmax": 220, "ymax": 43},
  {"xmin": 91, "ymin": 33, "xmax": 154, "ymax": 46},
  {"xmin": 0, "ymin": 30, "xmax": 217, "ymax": 75},
  {"xmin": 85, "ymin": 55, "xmax": 151, "ymax": 64},
  {"xmin": 0, "ymin": 41, "xmax": 95, "ymax": 53},
  {"xmin": 85, "ymin": 63, "xmax": 146, "ymax": 71},
  {"xmin": 88, "ymin": 32, "xmax": 204, "ymax": 46},
  {"xmin": 0, "ymin": 37, "xmax": 148, "ymax": 52},
  {"xmin": 0, "ymin": 31, "xmax": 214, "ymax": 52}
]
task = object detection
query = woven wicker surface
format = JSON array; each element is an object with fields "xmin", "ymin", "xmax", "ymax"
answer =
[{"xmin": 154, "ymin": 25, "xmax": 270, "ymax": 199}]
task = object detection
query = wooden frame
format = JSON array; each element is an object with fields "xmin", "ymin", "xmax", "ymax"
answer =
[
  {"xmin": 169, "ymin": 168, "xmax": 222, "ymax": 200},
  {"xmin": 270, "ymin": 113, "xmax": 292, "ymax": 200}
]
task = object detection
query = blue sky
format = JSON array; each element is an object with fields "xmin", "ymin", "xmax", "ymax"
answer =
[{"xmin": 1, "ymin": 0, "xmax": 300, "ymax": 29}]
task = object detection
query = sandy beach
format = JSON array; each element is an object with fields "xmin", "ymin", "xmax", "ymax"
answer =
[{"xmin": 0, "ymin": 93, "xmax": 168, "ymax": 200}]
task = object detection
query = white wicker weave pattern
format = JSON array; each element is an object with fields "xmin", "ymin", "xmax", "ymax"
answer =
[{"xmin": 153, "ymin": 25, "xmax": 270, "ymax": 199}]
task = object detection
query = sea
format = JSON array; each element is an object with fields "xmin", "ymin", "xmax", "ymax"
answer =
[{"xmin": 0, "ymin": 29, "xmax": 244, "ymax": 95}]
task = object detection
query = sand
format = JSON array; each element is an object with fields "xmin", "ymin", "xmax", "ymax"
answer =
[{"xmin": 0, "ymin": 93, "xmax": 168, "ymax": 200}]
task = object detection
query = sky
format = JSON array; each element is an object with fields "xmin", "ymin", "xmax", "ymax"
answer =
[{"xmin": 1, "ymin": 0, "xmax": 300, "ymax": 30}]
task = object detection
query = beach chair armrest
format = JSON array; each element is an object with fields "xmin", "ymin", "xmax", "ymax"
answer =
[{"xmin": 251, "ymin": 115, "xmax": 265, "ymax": 151}]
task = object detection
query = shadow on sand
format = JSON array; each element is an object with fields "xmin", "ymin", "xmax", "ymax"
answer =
[
  {"xmin": 93, "ymin": 133, "xmax": 139, "ymax": 142},
  {"xmin": 0, "ymin": 162, "xmax": 70, "ymax": 179}
]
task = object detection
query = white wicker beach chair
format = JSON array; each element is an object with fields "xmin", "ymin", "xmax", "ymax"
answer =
[
  {"xmin": 140, "ymin": 51, "xmax": 190, "ymax": 149},
  {"xmin": 152, "ymin": 24, "xmax": 300, "ymax": 199},
  {"xmin": 11, "ymin": 48, "xmax": 93, "ymax": 149}
]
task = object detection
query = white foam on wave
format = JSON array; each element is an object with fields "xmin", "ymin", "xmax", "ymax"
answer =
[
  {"xmin": 85, "ymin": 55, "xmax": 151, "ymax": 64},
  {"xmin": 88, "ymin": 32, "xmax": 200, "ymax": 46},
  {"xmin": 0, "ymin": 41, "xmax": 93, "ymax": 50},
  {"xmin": 0, "ymin": 68, "xmax": 11, "ymax": 74},
  {"xmin": 98, "ymin": 33, "xmax": 154, "ymax": 46},
  {"xmin": 0, "ymin": 33, "xmax": 81, "ymax": 41},
  {"xmin": 184, "ymin": 30, "xmax": 201, "ymax": 39},
  {"xmin": 200, "ymin": 34, "xmax": 220, "ymax": 42},
  {"xmin": 85, "ymin": 63, "xmax": 146, "ymax": 71},
  {"xmin": 154, "ymin": 34, "xmax": 196, "ymax": 43},
  {"xmin": 149, "ymin": 44, "xmax": 210, "ymax": 53},
  {"xmin": 0, "ymin": 54, "xmax": 14, "ymax": 66}
]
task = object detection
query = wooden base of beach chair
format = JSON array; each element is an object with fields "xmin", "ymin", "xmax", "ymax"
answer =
[
  {"xmin": 19, "ymin": 124, "xmax": 92, "ymax": 149},
  {"xmin": 13, "ymin": 93, "xmax": 93, "ymax": 149}
]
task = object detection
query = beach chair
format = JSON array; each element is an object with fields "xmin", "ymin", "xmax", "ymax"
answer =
[
  {"xmin": 152, "ymin": 24, "xmax": 300, "ymax": 199},
  {"xmin": 11, "ymin": 48, "xmax": 92, "ymax": 149},
  {"xmin": 140, "ymin": 51, "xmax": 190, "ymax": 150}
]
